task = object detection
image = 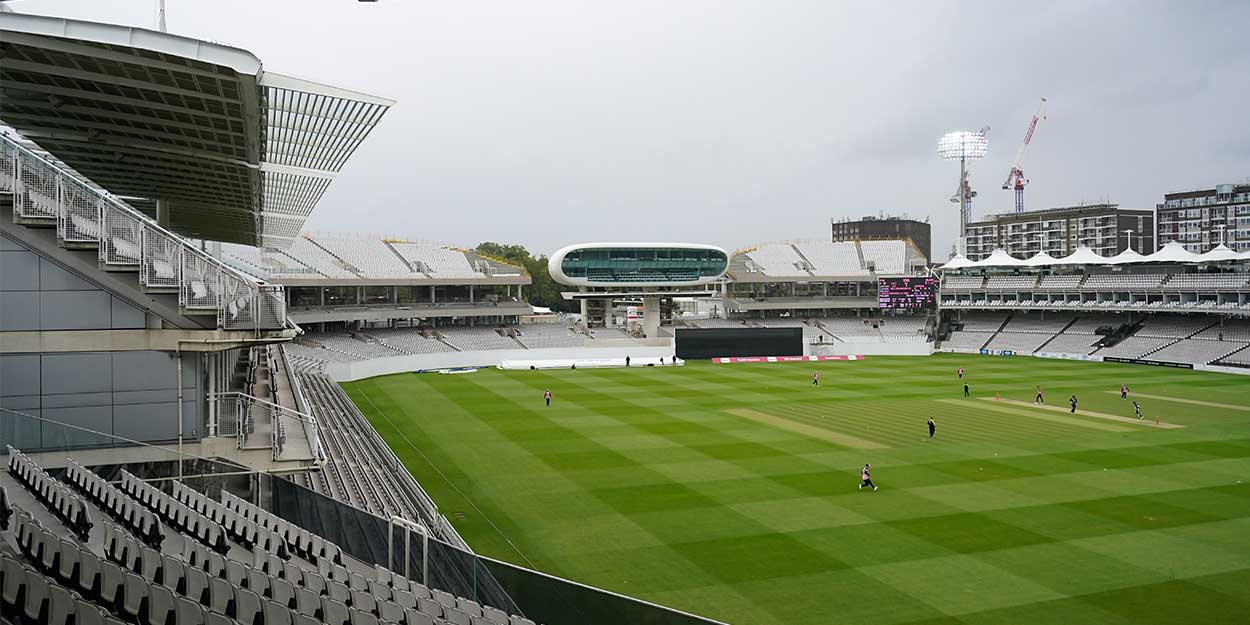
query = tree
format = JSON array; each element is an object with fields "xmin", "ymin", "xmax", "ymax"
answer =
[{"xmin": 475, "ymin": 242, "xmax": 570, "ymax": 312}]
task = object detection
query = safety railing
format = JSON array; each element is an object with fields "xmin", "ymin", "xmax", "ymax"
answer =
[
  {"xmin": 0, "ymin": 131, "xmax": 286, "ymax": 332},
  {"xmin": 209, "ymin": 391, "xmax": 322, "ymax": 460}
]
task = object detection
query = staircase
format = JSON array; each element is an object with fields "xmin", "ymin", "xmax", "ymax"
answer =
[
  {"xmin": 1033, "ymin": 317, "xmax": 1080, "ymax": 353},
  {"xmin": 1, "ymin": 133, "xmax": 288, "ymax": 333}
]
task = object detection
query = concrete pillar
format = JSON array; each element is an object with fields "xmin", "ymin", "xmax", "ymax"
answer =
[
  {"xmin": 430, "ymin": 286, "xmax": 436, "ymax": 304},
  {"xmin": 642, "ymin": 297, "xmax": 660, "ymax": 338},
  {"xmin": 156, "ymin": 199, "xmax": 171, "ymax": 229},
  {"xmin": 469, "ymin": 285, "xmax": 475, "ymax": 303}
]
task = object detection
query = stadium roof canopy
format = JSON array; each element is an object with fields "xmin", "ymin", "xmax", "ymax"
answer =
[
  {"xmin": 939, "ymin": 242, "xmax": 1250, "ymax": 271},
  {"xmin": 0, "ymin": 12, "xmax": 393, "ymax": 248}
]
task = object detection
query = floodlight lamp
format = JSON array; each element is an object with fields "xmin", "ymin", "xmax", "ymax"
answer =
[{"xmin": 938, "ymin": 131, "xmax": 988, "ymax": 160}]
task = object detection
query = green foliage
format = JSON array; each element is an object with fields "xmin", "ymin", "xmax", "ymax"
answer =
[
  {"xmin": 344, "ymin": 354, "xmax": 1250, "ymax": 625},
  {"xmin": 475, "ymin": 241, "xmax": 570, "ymax": 312}
]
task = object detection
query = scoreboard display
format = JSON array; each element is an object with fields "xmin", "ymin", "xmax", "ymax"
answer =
[{"xmin": 878, "ymin": 277, "xmax": 938, "ymax": 309}]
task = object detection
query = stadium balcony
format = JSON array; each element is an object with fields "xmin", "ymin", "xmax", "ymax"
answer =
[{"xmin": 731, "ymin": 239, "xmax": 926, "ymax": 281}]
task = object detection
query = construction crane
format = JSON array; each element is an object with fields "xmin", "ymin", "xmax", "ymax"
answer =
[{"xmin": 1002, "ymin": 98, "xmax": 1046, "ymax": 213}]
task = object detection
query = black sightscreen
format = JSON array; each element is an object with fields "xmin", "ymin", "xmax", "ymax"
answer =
[{"xmin": 675, "ymin": 327, "xmax": 803, "ymax": 359}]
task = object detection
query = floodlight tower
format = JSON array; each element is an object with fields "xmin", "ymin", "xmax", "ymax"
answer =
[{"xmin": 938, "ymin": 128, "xmax": 989, "ymax": 255}]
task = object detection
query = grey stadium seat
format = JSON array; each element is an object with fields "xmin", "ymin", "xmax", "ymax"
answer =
[
  {"xmin": 234, "ymin": 588, "xmax": 264, "ymax": 625},
  {"xmin": 264, "ymin": 599, "xmax": 294, "ymax": 625},
  {"xmin": 176, "ymin": 595, "xmax": 208, "ymax": 625},
  {"xmin": 148, "ymin": 584, "xmax": 177, "ymax": 625},
  {"xmin": 404, "ymin": 608, "xmax": 435, "ymax": 625},
  {"xmin": 320, "ymin": 597, "xmax": 350, "ymax": 625}
]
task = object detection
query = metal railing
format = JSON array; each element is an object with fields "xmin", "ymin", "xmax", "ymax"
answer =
[
  {"xmin": 209, "ymin": 391, "xmax": 322, "ymax": 459},
  {"xmin": 0, "ymin": 132, "xmax": 286, "ymax": 332}
]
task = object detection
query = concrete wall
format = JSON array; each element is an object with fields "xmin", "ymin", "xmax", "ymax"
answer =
[
  {"xmin": 325, "ymin": 343, "xmax": 676, "ymax": 382},
  {"xmin": 809, "ymin": 341, "xmax": 934, "ymax": 357},
  {"xmin": 1, "ymin": 232, "xmax": 201, "ymax": 451}
]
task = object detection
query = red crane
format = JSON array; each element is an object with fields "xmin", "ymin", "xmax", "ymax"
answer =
[{"xmin": 1002, "ymin": 98, "xmax": 1047, "ymax": 213}]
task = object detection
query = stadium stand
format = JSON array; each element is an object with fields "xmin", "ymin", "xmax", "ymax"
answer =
[
  {"xmin": 1163, "ymin": 273, "xmax": 1250, "ymax": 289},
  {"xmin": 1147, "ymin": 339, "xmax": 1249, "ymax": 365},
  {"xmin": 437, "ymin": 327, "xmax": 522, "ymax": 351},
  {"xmin": 369, "ymin": 328, "xmax": 460, "ymax": 355},
  {"xmin": 859, "ymin": 240, "xmax": 906, "ymax": 274},
  {"xmin": 390, "ymin": 243, "xmax": 479, "ymax": 278},
  {"xmin": 792, "ymin": 241, "xmax": 866, "ymax": 275},
  {"xmin": 514, "ymin": 325, "xmax": 586, "ymax": 349},
  {"xmin": 1075, "ymin": 274, "xmax": 1168, "ymax": 290},
  {"xmin": 953, "ymin": 313, "xmax": 1010, "ymax": 332},
  {"xmin": 985, "ymin": 275, "xmax": 1040, "ymax": 289},
  {"xmin": 1037, "ymin": 275, "xmax": 1085, "ymax": 289},
  {"xmin": 1095, "ymin": 337, "xmax": 1178, "ymax": 359},
  {"xmin": 1037, "ymin": 333, "xmax": 1101, "ymax": 355},
  {"xmin": 743, "ymin": 243, "xmax": 810, "ymax": 277},
  {"xmin": 943, "ymin": 275, "xmax": 986, "ymax": 290},
  {"xmin": 3, "ymin": 449, "xmax": 537, "ymax": 625},
  {"xmin": 309, "ymin": 234, "xmax": 415, "ymax": 279},
  {"xmin": 943, "ymin": 331, "xmax": 995, "ymax": 351},
  {"xmin": 1133, "ymin": 315, "xmax": 1217, "ymax": 339},
  {"xmin": 283, "ymin": 237, "xmax": 361, "ymax": 279}
]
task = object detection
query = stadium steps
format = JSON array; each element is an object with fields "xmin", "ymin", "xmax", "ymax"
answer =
[
  {"xmin": 976, "ymin": 313, "xmax": 1014, "ymax": 351},
  {"xmin": 789, "ymin": 244, "xmax": 818, "ymax": 276},
  {"xmin": 1032, "ymin": 317, "xmax": 1080, "ymax": 353},
  {"xmin": 303, "ymin": 236, "xmax": 365, "ymax": 278},
  {"xmin": 853, "ymin": 240, "xmax": 867, "ymax": 271},
  {"xmin": 434, "ymin": 333, "xmax": 463, "ymax": 351}
]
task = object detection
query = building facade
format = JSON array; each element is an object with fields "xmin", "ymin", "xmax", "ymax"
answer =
[
  {"xmin": 964, "ymin": 204, "xmax": 1154, "ymax": 260},
  {"xmin": 1157, "ymin": 184, "xmax": 1250, "ymax": 253},
  {"xmin": 831, "ymin": 216, "xmax": 932, "ymax": 263}
]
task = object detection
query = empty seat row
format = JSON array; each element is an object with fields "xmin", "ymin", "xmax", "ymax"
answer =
[
  {"xmin": 7, "ymin": 448, "xmax": 93, "ymax": 540},
  {"xmin": 218, "ymin": 490, "xmax": 338, "ymax": 564},
  {"xmin": 0, "ymin": 547, "xmax": 120, "ymax": 625},
  {"xmin": 10, "ymin": 507, "xmax": 235, "ymax": 625},
  {"xmin": 374, "ymin": 566, "xmax": 536, "ymax": 625},
  {"xmin": 118, "ymin": 471, "xmax": 230, "ymax": 555},
  {"xmin": 63, "ymin": 460, "xmax": 163, "ymax": 549}
]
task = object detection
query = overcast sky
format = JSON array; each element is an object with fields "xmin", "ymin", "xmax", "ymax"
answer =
[{"xmin": 16, "ymin": 0, "xmax": 1250, "ymax": 258}]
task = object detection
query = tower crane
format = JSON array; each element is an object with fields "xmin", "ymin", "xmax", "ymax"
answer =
[{"xmin": 1002, "ymin": 98, "xmax": 1046, "ymax": 213}]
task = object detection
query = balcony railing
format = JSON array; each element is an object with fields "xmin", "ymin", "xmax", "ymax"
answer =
[{"xmin": 1, "ymin": 132, "xmax": 285, "ymax": 332}]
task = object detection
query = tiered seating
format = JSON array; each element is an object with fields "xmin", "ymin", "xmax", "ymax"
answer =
[
  {"xmin": 859, "ymin": 240, "xmax": 906, "ymax": 274},
  {"xmin": 1064, "ymin": 314, "xmax": 1128, "ymax": 334},
  {"xmin": 814, "ymin": 318, "xmax": 880, "ymax": 341},
  {"xmin": 116, "ymin": 471, "xmax": 233, "ymax": 556},
  {"xmin": 1193, "ymin": 319, "xmax": 1250, "ymax": 342},
  {"xmin": 692, "ymin": 318, "xmax": 754, "ymax": 328},
  {"xmin": 1164, "ymin": 273, "xmax": 1250, "ymax": 289},
  {"xmin": 63, "ymin": 459, "xmax": 163, "ymax": 548},
  {"xmin": 514, "ymin": 325, "xmax": 584, "ymax": 348},
  {"xmin": 877, "ymin": 318, "xmax": 928, "ymax": 342},
  {"xmin": 984, "ymin": 332, "xmax": 1053, "ymax": 354},
  {"xmin": 743, "ymin": 244, "xmax": 809, "ymax": 277},
  {"xmin": 954, "ymin": 313, "xmax": 1008, "ymax": 332},
  {"xmin": 1037, "ymin": 275, "xmax": 1084, "ymax": 289},
  {"xmin": 985, "ymin": 275, "xmax": 1039, "ymax": 289},
  {"xmin": 944, "ymin": 331, "xmax": 994, "ymax": 350},
  {"xmin": 1148, "ymin": 339, "xmax": 1249, "ymax": 365},
  {"xmin": 311, "ymin": 334, "xmax": 406, "ymax": 359},
  {"xmin": 370, "ymin": 328, "xmax": 459, "ymax": 355},
  {"xmin": 1001, "ymin": 314, "xmax": 1073, "ymax": 334},
  {"xmin": 793, "ymin": 241, "xmax": 865, "ymax": 275},
  {"xmin": 1095, "ymin": 337, "xmax": 1176, "ymax": 359},
  {"xmin": 1217, "ymin": 347, "xmax": 1250, "ymax": 366},
  {"xmin": 437, "ymin": 327, "xmax": 520, "ymax": 351},
  {"xmin": 1037, "ymin": 334, "xmax": 1100, "ymax": 355},
  {"xmin": 943, "ymin": 275, "xmax": 985, "ymax": 289},
  {"xmin": 219, "ymin": 491, "xmax": 341, "ymax": 565},
  {"xmin": 295, "ymin": 373, "xmax": 428, "ymax": 522},
  {"xmin": 1082, "ymin": 274, "xmax": 1166, "ymax": 289},
  {"xmin": 390, "ymin": 243, "xmax": 479, "ymax": 278},
  {"xmin": 1134, "ymin": 315, "xmax": 1215, "ymax": 339},
  {"xmin": 310, "ymin": 234, "xmax": 414, "ymax": 278},
  {"xmin": 284, "ymin": 343, "xmax": 360, "ymax": 368},
  {"xmin": 287, "ymin": 236, "xmax": 359, "ymax": 278},
  {"xmin": 7, "ymin": 450, "xmax": 92, "ymax": 540}
]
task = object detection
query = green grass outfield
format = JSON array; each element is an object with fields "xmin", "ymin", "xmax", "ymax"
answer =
[{"xmin": 342, "ymin": 354, "xmax": 1250, "ymax": 625}]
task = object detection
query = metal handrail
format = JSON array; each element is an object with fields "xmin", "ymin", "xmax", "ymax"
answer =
[{"xmin": 1, "ymin": 131, "xmax": 285, "ymax": 331}]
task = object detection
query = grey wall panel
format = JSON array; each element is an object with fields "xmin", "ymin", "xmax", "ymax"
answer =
[
  {"xmin": 0, "ymin": 292, "xmax": 40, "ymax": 331},
  {"xmin": 39, "ymin": 259, "xmax": 97, "ymax": 291},
  {"xmin": 110, "ymin": 296, "xmax": 145, "ymax": 329},
  {"xmin": 0, "ymin": 233, "xmax": 26, "ymax": 251},
  {"xmin": 114, "ymin": 402, "xmax": 179, "ymax": 442},
  {"xmin": 0, "ymin": 250, "xmax": 40, "ymax": 291},
  {"xmin": 0, "ymin": 395, "xmax": 41, "ymax": 411},
  {"xmin": 183, "ymin": 399, "xmax": 201, "ymax": 438},
  {"xmin": 40, "ymin": 352, "xmax": 112, "ymax": 394},
  {"xmin": 0, "ymin": 414, "xmax": 42, "ymax": 450},
  {"xmin": 39, "ymin": 291, "xmax": 114, "ymax": 330},
  {"xmin": 41, "ymin": 405, "xmax": 113, "ymax": 448},
  {"xmin": 113, "ymin": 389, "xmax": 178, "ymax": 405},
  {"xmin": 112, "ymin": 351, "xmax": 178, "ymax": 392},
  {"xmin": 0, "ymin": 354, "xmax": 41, "ymax": 397},
  {"xmin": 41, "ymin": 392, "xmax": 113, "ymax": 409}
]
